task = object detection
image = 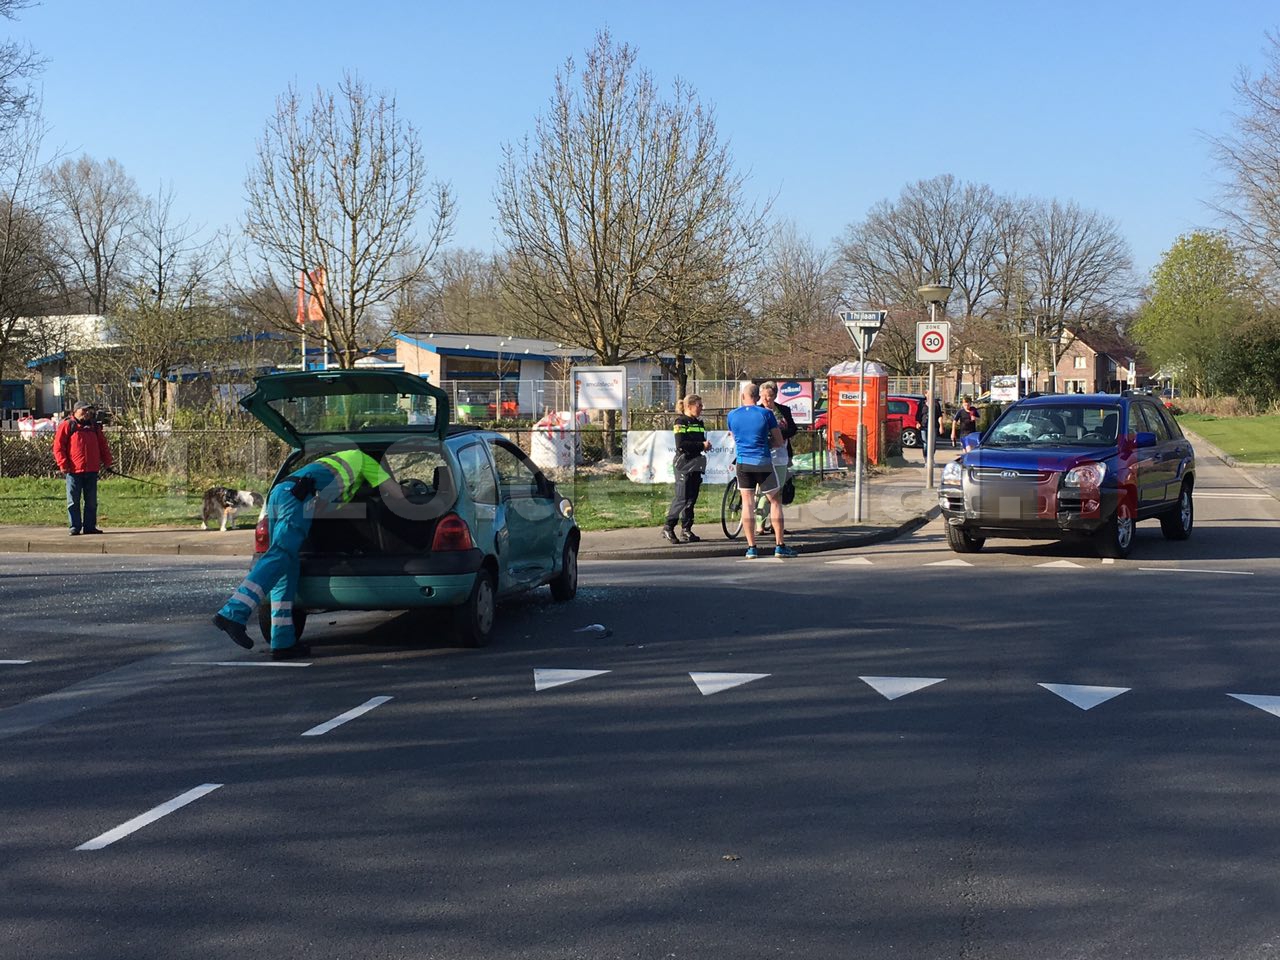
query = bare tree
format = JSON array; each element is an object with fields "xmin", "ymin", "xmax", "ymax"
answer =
[
  {"xmin": 1211, "ymin": 31, "xmax": 1280, "ymax": 286},
  {"xmin": 241, "ymin": 73, "xmax": 454, "ymax": 367},
  {"xmin": 0, "ymin": 0, "xmax": 41, "ymax": 143},
  {"xmin": 44, "ymin": 155, "xmax": 142, "ymax": 314},
  {"xmin": 108, "ymin": 186, "xmax": 225, "ymax": 428},
  {"xmin": 495, "ymin": 31, "xmax": 767, "ymax": 374},
  {"xmin": 837, "ymin": 175, "xmax": 1003, "ymax": 319},
  {"xmin": 751, "ymin": 224, "xmax": 844, "ymax": 377},
  {"xmin": 0, "ymin": 111, "xmax": 59, "ymax": 382},
  {"xmin": 418, "ymin": 248, "xmax": 508, "ymax": 334},
  {"xmin": 1026, "ymin": 198, "xmax": 1134, "ymax": 339}
]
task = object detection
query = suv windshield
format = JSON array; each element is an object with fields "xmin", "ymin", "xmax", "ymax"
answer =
[
  {"xmin": 985, "ymin": 403, "xmax": 1122, "ymax": 447},
  {"xmin": 268, "ymin": 391, "xmax": 441, "ymax": 435}
]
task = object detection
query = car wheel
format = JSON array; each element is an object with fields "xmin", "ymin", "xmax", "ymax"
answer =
[
  {"xmin": 257, "ymin": 604, "xmax": 307, "ymax": 643},
  {"xmin": 1096, "ymin": 497, "xmax": 1135, "ymax": 559},
  {"xmin": 945, "ymin": 524, "xmax": 985, "ymax": 553},
  {"xmin": 550, "ymin": 540, "xmax": 578, "ymax": 602},
  {"xmin": 1159, "ymin": 482, "xmax": 1194, "ymax": 541},
  {"xmin": 454, "ymin": 568, "xmax": 496, "ymax": 648},
  {"xmin": 901, "ymin": 428, "xmax": 921, "ymax": 448}
]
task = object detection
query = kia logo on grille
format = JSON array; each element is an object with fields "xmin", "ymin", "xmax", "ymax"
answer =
[{"xmin": 1000, "ymin": 470, "xmax": 1019, "ymax": 478}]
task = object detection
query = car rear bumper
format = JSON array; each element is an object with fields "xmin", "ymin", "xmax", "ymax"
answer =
[{"xmin": 295, "ymin": 549, "xmax": 484, "ymax": 609}]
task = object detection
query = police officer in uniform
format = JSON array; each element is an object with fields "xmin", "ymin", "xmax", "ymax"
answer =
[
  {"xmin": 213, "ymin": 449, "xmax": 391, "ymax": 659},
  {"xmin": 661, "ymin": 394, "xmax": 712, "ymax": 544}
]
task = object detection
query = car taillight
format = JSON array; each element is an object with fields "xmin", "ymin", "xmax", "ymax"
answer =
[
  {"xmin": 431, "ymin": 513, "xmax": 473, "ymax": 551},
  {"xmin": 254, "ymin": 516, "xmax": 270, "ymax": 553}
]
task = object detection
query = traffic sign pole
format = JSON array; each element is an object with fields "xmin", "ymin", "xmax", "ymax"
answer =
[
  {"xmin": 839, "ymin": 309, "xmax": 886, "ymax": 523},
  {"xmin": 917, "ymin": 316, "xmax": 951, "ymax": 489}
]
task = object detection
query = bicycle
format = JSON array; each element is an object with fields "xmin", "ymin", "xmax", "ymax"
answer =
[{"xmin": 720, "ymin": 465, "xmax": 794, "ymax": 540}]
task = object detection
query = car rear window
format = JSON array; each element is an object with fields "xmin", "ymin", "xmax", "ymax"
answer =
[{"xmin": 268, "ymin": 391, "xmax": 441, "ymax": 434}]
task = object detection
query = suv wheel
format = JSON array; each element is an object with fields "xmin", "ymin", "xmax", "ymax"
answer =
[
  {"xmin": 901, "ymin": 428, "xmax": 921, "ymax": 448},
  {"xmin": 1160, "ymin": 482, "xmax": 1194, "ymax": 541},
  {"xmin": 945, "ymin": 524, "xmax": 985, "ymax": 553},
  {"xmin": 454, "ymin": 569, "xmax": 495, "ymax": 647},
  {"xmin": 1097, "ymin": 498, "xmax": 1135, "ymax": 559}
]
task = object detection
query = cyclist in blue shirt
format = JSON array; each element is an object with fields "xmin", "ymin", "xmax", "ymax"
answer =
[{"xmin": 727, "ymin": 381, "xmax": 797, "ymax": 558}]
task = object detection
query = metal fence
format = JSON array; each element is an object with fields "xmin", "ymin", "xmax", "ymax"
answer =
[
  {"xmin": 441, "ymin": 378, "xmax": 680, "ymax": 422},
  {"xmin": 0, "ymin": 429, "xmax": 291, "ymax": 484},
  {"xmin": 0, "ymin": 425, "xmax": 837, "ymax": 482}
]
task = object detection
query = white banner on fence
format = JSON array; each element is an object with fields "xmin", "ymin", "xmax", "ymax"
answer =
[{"xmin": 624, "ymin": 430, "xmax": 736, "ymax": 484}]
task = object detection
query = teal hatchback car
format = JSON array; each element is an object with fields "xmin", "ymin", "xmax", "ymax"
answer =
[{"xmin": 244, "ymin": 369, "xmax": 579, "ymax": 647}]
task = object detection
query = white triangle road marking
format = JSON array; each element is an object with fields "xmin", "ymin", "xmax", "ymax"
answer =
[
  {"xmin": 859, "ymin": 676, "xmax": 946, "ymax": 701},
  {"xmin": 534, "ymin": 668, "xmax": 610, "ymax": 692},
  {"xmin": 826, "ymin": 557, "xmax": 873, "ymax": 566},
  {"xmin": 0, "ymin": 659, "xmax": 33, "ymax": 665},
  {"xmin": 1039, "ymin": 682, "xmax": 1130, "ymax": 710},
  {"xmin": 690, "ymin": 672, "xmax": 770, "ymax": 696},
  {"xmin": 1035, "ymin": 560, "xmax": 1084, "ymax": 569},
  {"xmin": 1228, "ymin": 693, "xmax": 1280, "ymax": 719},
  {"xmin": 926, "ymin": 558, "xmax": 973, "ymax": 566}
]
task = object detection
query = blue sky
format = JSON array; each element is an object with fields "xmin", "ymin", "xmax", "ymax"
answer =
[{"xmin": 17, "ymin": 1, "xmax": 1280, "ymax": 279}]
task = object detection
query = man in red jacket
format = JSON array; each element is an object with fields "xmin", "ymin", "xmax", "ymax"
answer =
[{"xmin": 53, "ymin": 401, "xmax": 113, "ymax": 536}]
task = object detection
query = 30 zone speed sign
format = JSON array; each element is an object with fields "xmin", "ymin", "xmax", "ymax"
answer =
[{"xmin": 916, "ymin": 321, "xmax": 950, "ymax": 363}]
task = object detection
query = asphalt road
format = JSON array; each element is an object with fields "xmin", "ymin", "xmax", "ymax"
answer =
[{"xmin": 2, "ymin": 456, "xmax": 1279, "ymax": 959}]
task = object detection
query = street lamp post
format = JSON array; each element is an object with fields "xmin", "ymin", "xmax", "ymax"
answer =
[{"xmin": 917, "ymin": 283, "xmax": 952, "ymax": 490}]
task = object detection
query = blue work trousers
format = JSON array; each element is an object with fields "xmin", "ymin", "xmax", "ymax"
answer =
[
  {"xmin": 217, "ymin": 483, "xmax": 313, "ymax": 649},
  {"xmin": 66, "ymin": 471, "xmax": 99, "ymax": 532}
]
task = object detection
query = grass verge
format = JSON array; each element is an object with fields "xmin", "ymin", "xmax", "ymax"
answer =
[{"xmin": 1178, "ymin": 414, "xmax": 1280, "ymax": 463}]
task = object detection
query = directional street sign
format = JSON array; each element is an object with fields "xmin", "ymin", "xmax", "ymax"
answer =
[
  {"xmin": 840, "ymin": 309, "xmax": 887, "ymax": 330},
  {"xmin": 916, "ymin": 320, "xmax": 950, "ymax": 363}
]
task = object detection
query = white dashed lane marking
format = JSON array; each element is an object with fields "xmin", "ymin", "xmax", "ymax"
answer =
[
  {"xmin": 192, "ymin": 660, "xmax": 314, "ymax": 668},
  {"xmin": 301, "ymin": 696, "xmax": 393, "ymax": 736},
  {"xmin": 0, "ymin": 660, "xmax": 32, "ymax": 665},
  {"xmin": 1137, "ymin": 568, "xmax": 1254, "ymax": 576},
  {"xmin": 75, "ymin": 783, "xmax": 223, "ymax": 851}
]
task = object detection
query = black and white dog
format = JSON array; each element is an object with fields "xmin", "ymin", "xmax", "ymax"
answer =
[{"xmin": 201, "ymin": 487, "xmax": 264, "ymax": 532}]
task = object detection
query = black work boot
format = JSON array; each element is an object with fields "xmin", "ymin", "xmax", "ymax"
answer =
[{"xmin": 212, "ymin": 613, "xmax": 253, "ymax": 650}]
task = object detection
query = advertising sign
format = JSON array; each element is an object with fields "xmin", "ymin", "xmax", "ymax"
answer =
[
  {"xmin": 572, "ymin": 365, "xmax": 627, "ymax": 411},
  {"xmin": 990, "ymin": 375, "xmax": 1019, "ymax": 402},
  {"xmin": 624, "ymin": 430, "xmax": 737, "ymax": 485},
  {"xmin": 776, "ymin": 379, "xmax": 814, "ymax": 425}
]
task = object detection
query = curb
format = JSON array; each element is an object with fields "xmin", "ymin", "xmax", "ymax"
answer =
[{"xmin": 579, "ymin": 506, "xmax": 939, "ymax": 561}]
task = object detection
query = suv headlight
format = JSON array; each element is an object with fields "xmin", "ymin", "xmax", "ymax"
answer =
[
  {"xmin": 1062, "ymin": 462, "xmax": 1106, "ymax": 487},
  {"xmin": 941, "ymin": 461, "xmax": 963, "ymax": 484}
]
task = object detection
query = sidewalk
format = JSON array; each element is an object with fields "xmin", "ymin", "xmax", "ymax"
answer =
[{"xmin": 0, "ymin": 457, "xmax": 942, "ymax": 560}]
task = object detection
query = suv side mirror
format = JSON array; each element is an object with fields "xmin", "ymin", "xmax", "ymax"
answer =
[
  {"xmin": 1134, "ymin": 431, "xmax": 1157, "ymax": 448},
  {"xmin": 961, "ymin": 434, "xmax": 981, "ymax": 452}
]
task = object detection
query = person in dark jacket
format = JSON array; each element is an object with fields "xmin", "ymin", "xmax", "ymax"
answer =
[
  {"xmin": 53, "ymin": 401, "xmax": 113, "ymax": 536},
  {"xmin": 661, "ymin": 394, "xmax": 712, "ymax": 544}
]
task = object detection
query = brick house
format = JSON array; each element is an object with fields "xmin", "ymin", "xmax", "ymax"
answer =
[{"xmin": 1052, "ymin": 328, "xmax": 1143, "ymax": 394}]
